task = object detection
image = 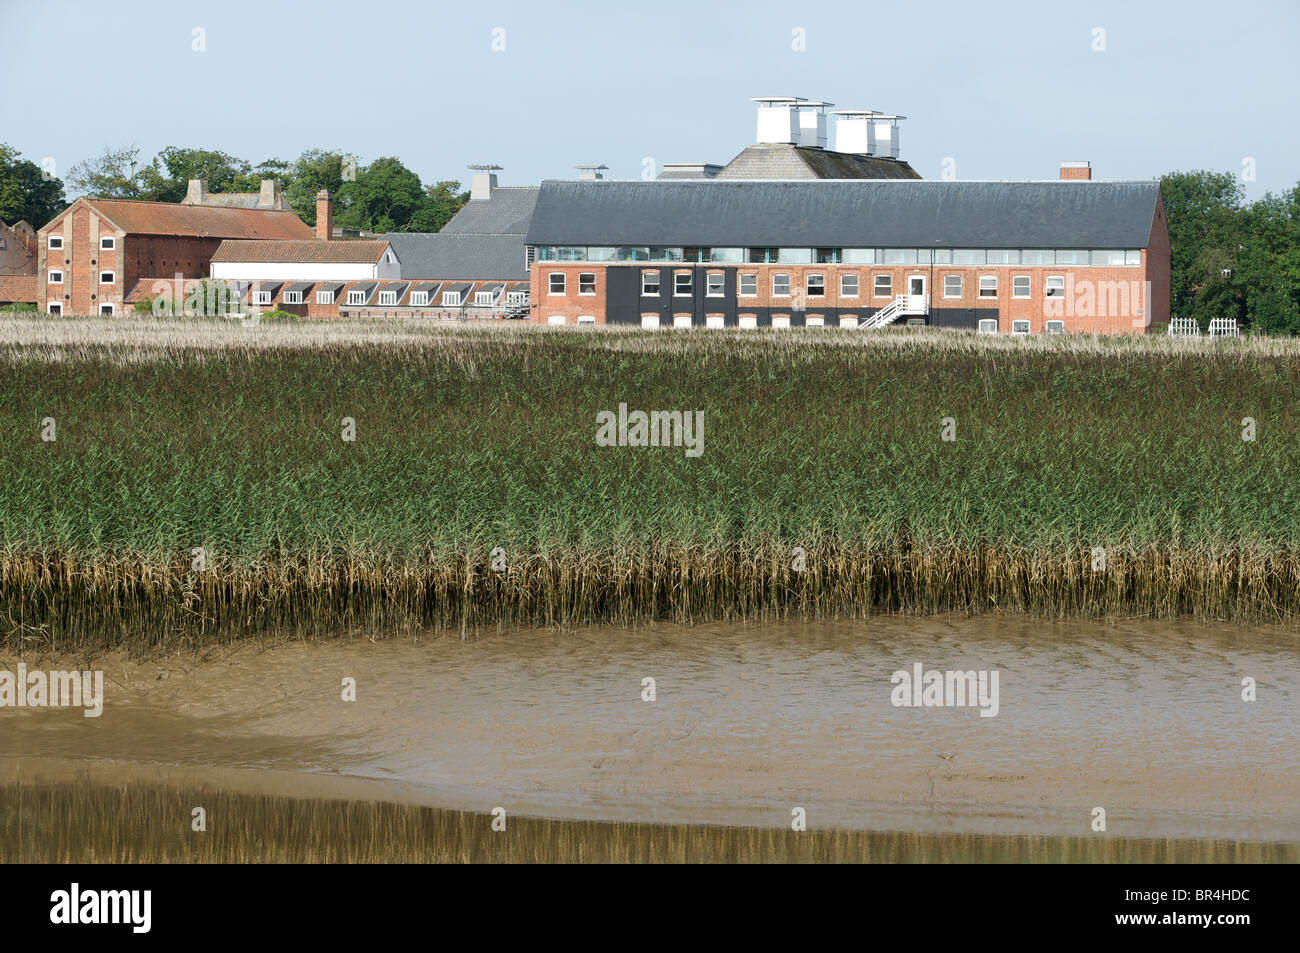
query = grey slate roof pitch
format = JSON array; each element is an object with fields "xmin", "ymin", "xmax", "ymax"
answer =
[
  {"xmin": 382, "ymin": 232, "xmax": 529, "ymax": 280},
  {"xmin": 439, "ymin": 187, "xmax": 538, "ymax": 235},
  {"xmin": 285, "ymin": 281, "xmax": 314, "ymax": 295},
  {"xmin": 714, "ymin": 144, "xmax": 921, "ymax": 180},
  {"xmin": 525, "ymin": 180, "xmax": 1162, "ymax": 249}
]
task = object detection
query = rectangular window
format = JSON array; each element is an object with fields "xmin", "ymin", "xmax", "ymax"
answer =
[
  {"xmin": 674, "ymin": 273, "xmax": 692, "ymax": 296},
  {"xmin": 841, "ymin": 248, "xmax": 875, "ymax": 264},
  {"xmin": 977, "ymin": 318, "xmax": 998, "ymax": 334},
  {"xmin": 641, "ymin": 271, "xmax": 660, "ymax": 296},
  {"xmin": 48, "ymin": 303, "xmax": 62, "ymax": 315},
  {"xmin": 284, "ymin": 291, "xmax": 302, "ymax": 304},
  {"xmin": 738, "ymin": 274, "xmax": 757, "ymax": 296},
  {"xmin": 347, "ymin": 290, "xmax": 365, "ymax": 305},
  {"xmin": 709, "ymin": 248, "xmax": 744, "ymax": 263},
  {"xmin": 411, "ymin": 292, "xmax": 429, "ymax": 306},
  {"xmin": 579, "ymin": 273, "xmax": 596, "ymax": 295},
  {"xmin": 683, "ymin": 247, "xmax": 710, "ymax": 263},
  {"xmin": 881, "ymin": 249, "xmax": 917, "ymax": 265},
  {"xmin": 1021, "ymin": 249, "xmax": 1054, "ymax": 265},
  {"xmin": 953, "ymin": 249, "xmax": 985, "ymax": 265},
  {"xmin": 932, "ymin": 249, "xmax": 952, "ymax": 265},
  {"xmin": 706, "ymin": 273, "xmax": 724, "ymax": 297},
  {"xmin": 805, "ymin": 315, "xmax": 825, "ymax": 327},
  {"xmin": 507, "ymin": 291, "xmax": 529, "ymax": 305},
  {"xmin": 100, "ymin": 271, "xmax": 114, "ymax": 284},
  {"xmin": 978, "ymin": 276, "xmax": 998, "ymax": 298},
  {"xmin": 1012, "ymin": 275, "xmax": 1031, "ymax": 299},
  {"xmin": 873, "ymin": 274, "xmax": 891, "ymax": 298},
  {"xmin": 1125, "ymin": 250, "xmax": 1142, "ymax": 266},
  {"xmin": 772, "ymin": 274, "xmax": 791, "ymax": 297},
  {"xmin": 986, "ymin": 249, "xmax": 1018, "ymax": 265},
  {"xmin": 48, "ymin": 236, "xmax": 63, "ymax": 250},
  {"xmin": 48, "ymin": 270, "xmax": 63, "ymax": 284},
  {"xmin": 1055, "ymin": 249, "xmax": 1089, "ymax": 265},
  {"xmin": 317, "ymin": 290, "xmax": 335, "ymax": 305},
  {"xmin": 548, "ymin": 273, "xmax": 565, "ymax": 295},
  {"xmin": 747, "ymin": 247, "xmax": 776, "ymax": 263},
  {"xmin": 1090, "ymin": 250, "xmax": 1128, "ymax": 266},
  {"xmin": 815, "ymin": 248, "xmax": 841, "ymax": 264},
  {"xmin": 381, "ymin": 291, "xmax": 399, "ymax": 305},
  {"xmin": 256, "ymin": 291, "xmax": 273, "ymax": 305},
  {"xmin": 100, "ymin": 236, "xmax": 116, "ymax": 250},
  {"xmin": 1045, "ymin": 276, "xmax": 1065, "ymax": 297},
  {"xmin": 840, "ymin": 274, "xmax": 859, "ymax": 297},
  {"xmin": 442, "ymin": 292, "xmax": 461, "ymax": 307},
  {"xmin": 1045, "ymin": 320, "xmax": 1065, "ymax": 334},
  {"xmin": 578, "ymin": 315, "xmax": 596, "ymax": 325},
  {"xmin": 806, "ymin": 274, "xmax": 825, "ymax": 297},
  {"xmin": 1011, "ymin": 319, "xmax": 1031, "ymax": 335},
  {"xmin": 943, "ymin": 275, "xmax": 962, "ymax": 298},
  {"xmin": 777, "ymin": 248, "xmax": 813, "ymax": 264},
  {"xmin": 99, "ymin": 303, "xmax": 114, "ymax": 315},
  {"xmin": 475, "ymin": 291, "xmax": 495, "ymax": 305}
]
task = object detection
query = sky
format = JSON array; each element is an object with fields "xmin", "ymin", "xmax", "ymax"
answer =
[{"xmin": 3, "ymin": 0, "xmax": 1298, "ymax": 200}]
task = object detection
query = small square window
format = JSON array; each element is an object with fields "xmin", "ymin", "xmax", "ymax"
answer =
[
  {"xmin": 806, "ymin": 274, "xmax": 825, "ymax": 297},
  {"xmin": 772, "ymin": 274, "xmax": 790, "ymax": 296},
  {"xmin": 549, "ymin": 273, "xmax": 566, "ymax": 295},
  {"xmin": 1045, "ymin": 320, "xmax": 1065, "ymax": 334},
  {"xmin": 100, "ymin": 303, "xmax": 115, "ymax": 315},
  {"xmin": 641, "ymin": 271, "xmax": 660, "ymax": 296},
  {"xmin": 579, "ymin": 273, "xmax": 596, "ymax": 295},
  {"xmin": 411, "ymin": 292, "xmax": 428, "ymax": 306},
  {"xmin": 1012, "ymin": 275, "xmax": 1031, "ymax": 299},
  {"xmin": 48, "ymin": 270, "xmax": 63, "ymax": 284},
  {"xmin": 284, "ymin": 291, "xmax": 302, "ymax": 305},
  {"xmin": 1011, "ymin": 319, "xmax": 1031, "ymax": 335},
  {"xmin": 48, "ymin": 303, "xmax": 62, "ymax": 315},
  {"xmin": 317, "ymin": 290, "xmax": 335, "ymax": 305},
  {"xmin": 1045, "ymin": 276, "xmax": 1065, "ymax": 297},
  {"xmin": 706, "ymin": 273, "xmax": 724, "ymax": 297},
  {"xmin": 873, "ymin": 275, "xmax": 891, "ymax": 297},
  {"xmin": 100, "ymin": 236, "xmax": 115, "ymax": 250},
  {"xmin": 977, "ymin": 318, "xmax": 998, "ymax": 334},
  {"xmin": 978, "ymin": 276, "xmax": 997, "ymax": 298},
  {"xmin": 578, "ymin": 315, "xmax": 596, "ymax": 325},
  {"xmin": 381, "ymin": 291, "xmax": 399, "ymax": 305},
  {"xmin": 348, "ymin": 291, "xmax": 365, "ymax": 305},
  {"xmin": 840, "ymin": 274, "xmax": 859, "ymax": 297},
  {"xmin": 674, "ymin": 273, "xmax": 692, "ymax": 296},
  {"xmin": 739, "ymin": 274, "xmax": 757, "ymax": 296},
  {"xmin": 48, "ymin": 236, "xmax": 63, "ymax": 250},
  {"xmin": 256, "ymin": 291, "xmax": 272, "ymax": 305},
  {"xmin": 943, "ymin": 275, "xmax": 962, "ymax": 298},
  {"xmin": 100, "ymin": 271, "xmax": 115, "ymax": 284}
]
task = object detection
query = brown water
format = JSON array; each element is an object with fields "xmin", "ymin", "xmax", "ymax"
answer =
[{"xmin": 4, "ymin": 615, "xmax": 1297, "ymax": 842}]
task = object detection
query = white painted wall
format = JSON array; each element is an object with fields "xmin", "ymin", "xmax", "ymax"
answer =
[{"xmin": 210, "ymin": 261, "xmax": 383, "ymax": 281}]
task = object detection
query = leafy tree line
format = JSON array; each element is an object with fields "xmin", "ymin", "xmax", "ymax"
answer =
[
  {"xmin": 1, "ymin": 143, "xmax": 467, "ymax": 234},
  {"xmin": 1161, "ymin": 171, "xmax": 1300, "ymax": 334}
]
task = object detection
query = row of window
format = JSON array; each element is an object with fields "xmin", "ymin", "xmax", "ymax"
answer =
[
  {"xmin": 48, "ymin": 270, "xmax": 115, "ymax": 284},
  {"xmin": 551, "ymin": 271, "xmax": 1068, "ymax": 299},
  {"xmin": 47, "ymin": 236, "xmax": 115, "ymax": 251},
  {"xmin": 546, "ymin": 314, "xmax": 1070, "ymax": 333},
  {"xmin": 308, "ymin": 289, "xmax": 529, "ymax": 308},
  {"xmin": 534, "ymin": 246, "xmax": 1143, "ymax": 266}
]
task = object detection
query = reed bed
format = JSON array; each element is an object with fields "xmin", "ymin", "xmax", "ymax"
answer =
[
  {"xmin": 2, "ymin": 318, "xmax": 1298, "ymax": 652},
  {"xmin": 2, "ymin": 781, "xmax": 1290, "ymax": 863}
]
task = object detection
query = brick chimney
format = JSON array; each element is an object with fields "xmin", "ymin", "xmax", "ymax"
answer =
[
  {"xmin": 316, "ymin": 190, "xmax": 333, "ymax": 242},
  {"xmin": 1060, "ymin": 161, "xmax": 1092, "ymax": 180}
]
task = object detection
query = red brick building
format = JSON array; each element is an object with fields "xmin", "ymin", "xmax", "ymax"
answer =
[
  {"xmin": 524, "ymin": 166, "xmax": 1171, "ymax": 334},
  {"xmin": 37, "ymin": 192, "xmax": 313, "ymax": 315},
  {"xmin": 0, "ymin": 219, "xmax": 38, "ymax": 306}
]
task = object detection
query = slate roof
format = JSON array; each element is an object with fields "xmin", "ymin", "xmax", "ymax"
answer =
[
  {"xmin": 211, "ymin": 239, "xmax": 390, "ymax": 263},
  {"xmin": 714, "ymin": 144, "xmax": 921, "ymax": 180},
  {"xmin": 381, "ymin": 232, "xmax": 528, "ymax": 280},
  {"xmin": 438, "ymin": 187, "xmax": 538, "ymax": 235},
  {"xmin": 73, "ymin": 199, "xmax": 314, "ymax": 240},
  {"xmin": 525, "ymin": 180, "xmax": 1163, "ymax": 249}
]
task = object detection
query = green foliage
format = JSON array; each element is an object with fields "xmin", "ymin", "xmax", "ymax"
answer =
[
  {"xmin": 0, "ymin": 143, "xmax": 67, "ymax": 226},
  {"xmin": 0, "ymin": 301, "xmax": 38, "ymax": 313},
  {"xmin": 256, "ymin": 309, "xmax": 297, "ymax": 322},
  {"xmin": 131, "ymin": 297, "xmax": 155, "ymax": 314}
]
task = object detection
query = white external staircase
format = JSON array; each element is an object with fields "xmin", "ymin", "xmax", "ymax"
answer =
[{"xmin": 858, "ymin": 293, "xmax": 928, "ymax": 329}]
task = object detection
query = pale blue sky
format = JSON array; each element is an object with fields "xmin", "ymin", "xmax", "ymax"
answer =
[{"xmin": 3, "ymin": 0, "xmax": 1297, "ymax": 199}]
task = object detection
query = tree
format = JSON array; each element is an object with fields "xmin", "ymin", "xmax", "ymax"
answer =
[
  {"xmin": 284, "ymin": 150, "xmax": 350, "ymax": 225},
  {"xmin": 137, "ymin": 147, "xmax": 259, "ymax": 202},
  {"xmin": 335, "ymin": 156, "xmax": 425, "ymax": 233},
  {"xmin": 0, "ymin": 143, "xmax": 67, "ymax": 226},
  {"xmin": 408, "ymin": 180, "xmax": 469, "ymax": 232},
  {"xmin": 65, "ymin": 144, "xmax": 149, "ymax": 199},
  {"xmin": 1160, "ymin": 170, "xmax": 1244, "ymax": 319}
]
